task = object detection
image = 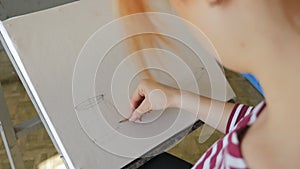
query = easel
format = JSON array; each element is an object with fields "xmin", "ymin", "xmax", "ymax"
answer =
[
  {"xmin": 0, "ymin": 0, "xmax": 236, "ymax": 167},
  {"xmin": 0, "ymin": 82, "xmax": 43, "ymax": 169},
  {"xmin": 0, "ymin": 0, "xmax": 76, "ymax": 168}
]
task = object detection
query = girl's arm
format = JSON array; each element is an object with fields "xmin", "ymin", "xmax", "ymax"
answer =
[{"xmin": 130, "ymin": 79, "xmax": 235, "ymax": 133}]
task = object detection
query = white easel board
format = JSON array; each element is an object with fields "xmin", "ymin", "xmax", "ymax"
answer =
[{"xmin": 0, "ymin": 0, "xmax": 235, "ymax": 168}]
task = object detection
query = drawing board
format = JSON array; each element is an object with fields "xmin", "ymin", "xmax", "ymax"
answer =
[{"xmin": 0, "ymin": 0, "xmax": 236, "ymax": 168}]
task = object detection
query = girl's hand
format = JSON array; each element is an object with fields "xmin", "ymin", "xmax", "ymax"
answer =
[{"xmin": 129, "ymin": 79, "xmax": 180, "ymax": 122}]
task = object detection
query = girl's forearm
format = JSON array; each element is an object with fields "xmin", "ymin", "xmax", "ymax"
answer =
[{"xmin": 171, "ymin": 90, "xmax": 235, "ymax": 133}]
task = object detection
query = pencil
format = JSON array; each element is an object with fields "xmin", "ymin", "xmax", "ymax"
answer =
[{"xmin": 119, "ymin": 118, "xmax": 129, "ymax": 123}]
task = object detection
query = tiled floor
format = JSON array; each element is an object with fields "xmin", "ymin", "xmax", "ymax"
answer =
[{"xmin": 0, "ymin": 50, "xmax": 263, "ymax": 168}]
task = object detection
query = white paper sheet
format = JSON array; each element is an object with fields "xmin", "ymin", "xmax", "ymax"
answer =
[{"xmin": 0, "ymin": 0, "xmax": 235, "ymax": 168}]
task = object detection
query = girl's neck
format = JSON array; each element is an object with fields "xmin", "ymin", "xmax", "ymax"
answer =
[{"xmin": 254, "ymin": 38, "xmax": 300, "ymax": 132}]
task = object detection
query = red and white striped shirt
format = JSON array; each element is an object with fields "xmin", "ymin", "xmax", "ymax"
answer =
[{"xmin": 193, "ymin": 101, "xmax": 266, "ymax": 169}]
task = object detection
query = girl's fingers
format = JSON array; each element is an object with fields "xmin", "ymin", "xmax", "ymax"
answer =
[
  {"xmin": 129, "ymin": 99, "xmax": 151, "ymax": 122},
  {"xmin": 129, "ymin": 111, "xmax": 142, "ymax": 122},
  {"xmin": 130, "ymin": 87, "xmax": 145, "ymax": 113}
]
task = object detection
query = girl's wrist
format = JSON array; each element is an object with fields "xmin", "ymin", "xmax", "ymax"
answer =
[{"xmin": 168, "ymin": 89, "xmax": 181, "ymax": 109}]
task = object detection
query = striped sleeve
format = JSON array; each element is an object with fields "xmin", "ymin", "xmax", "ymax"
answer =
[{"xmin": 225, "ymin": 104, "xmax": 254, "ymax": 134}]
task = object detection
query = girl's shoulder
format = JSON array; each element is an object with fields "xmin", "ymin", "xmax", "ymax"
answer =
[{"xmin": 192, "ymin": 101, "xmax": 266, "ymax": 169}]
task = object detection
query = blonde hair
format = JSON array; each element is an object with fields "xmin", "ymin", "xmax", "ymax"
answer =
[
  {"xmin": 280, "ymin": 0, "xmax": 300, "ymax": 34},
  {"xmin": 117, "ymin": 0, "xmax": 173, "ymax": 79}
]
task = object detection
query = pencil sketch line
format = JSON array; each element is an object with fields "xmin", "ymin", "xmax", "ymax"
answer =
[{"xmin": 75, "ymin": 94, "xmax": 105, "ymax": 111}]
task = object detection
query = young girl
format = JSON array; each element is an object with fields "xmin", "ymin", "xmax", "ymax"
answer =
[{"xmin": 120, "ymin": 0, "xmax": 300, "ymax": 168}]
